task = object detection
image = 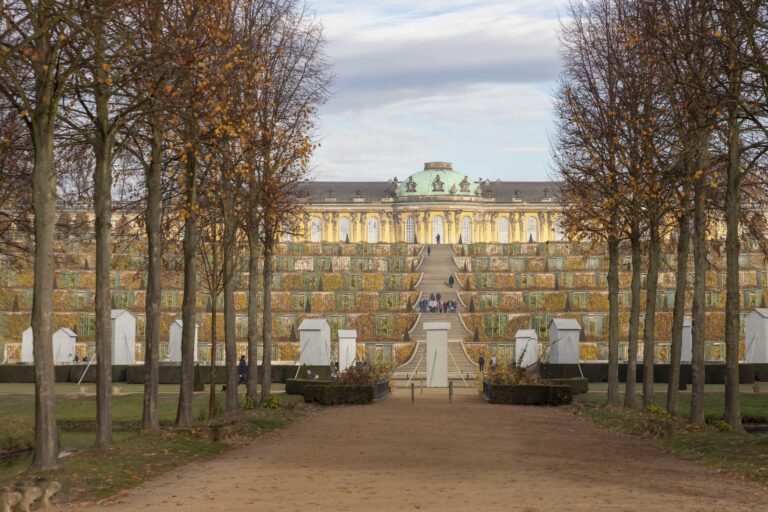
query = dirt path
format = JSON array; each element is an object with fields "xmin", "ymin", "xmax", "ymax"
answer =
[{"xmin": 80, "ymin": 388, "xmax": 766, "ymax": 511}]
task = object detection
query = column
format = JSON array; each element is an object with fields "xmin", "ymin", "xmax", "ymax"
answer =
[
  {"xmin": 302, "ymin": 214, "xmax": 309, "ymax": 242},
  {"xmin": 546, "ymin": 212, "xmax": 553, "ymax": 242},
  {"xmin": 423, "ymin": 211, "xmax": 431, "ymax": 244},
  {"xmin": 518, "ymin": 213, "xmax": 524, "ymax": 243},
  {"xmin": 442, "ymin": 212, "xmax": 453, "ymax": 244},
  {"xmin": 349, "ymin": 213, "xmax": 357, "ymax": 242},
  {"xmin": 331, "ymin": 213, "xmax": 339, "ymax": 242},
  {"xmin": 322, "ymin": 213, "xmax": 331, "ymax": 242},
  {"xmin": 360, "ymin": 212, "xmax": 367, "ymax": 243},
  {"xmin": 538, "ymin": 212, "xmax": 546, "ymax": 242},
  {"xmin": 490, "ymin": 213, "xmax": 497, "ymax": 243}
]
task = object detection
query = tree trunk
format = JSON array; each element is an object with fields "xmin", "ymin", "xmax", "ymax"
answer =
[
  {"xmin": 93, "ymin": 126, "xmax": 114, "ymax": 447},
  {"xmin": 31, "ymin": 119, "xmax": 59, "ymax": 470},
  {"xmin": 667, "ymin": 209, "xmax": 690, "ymax": 415},
  {"xmin": 246, "ymin": 231, "xmax": 260, "ymax": 403},
  {"xmin": 690, "ymin": 160, "xmax": 708, "ymax": 425},
  {"xmin": 261, "ymin": 230, "xmax": 274, "ymax": 401},
  {"xmin": 93, "ymin": 27, "xmax": 114, "ymax": 445},
  {"xmin": 142, "ymin": 114, "xmax": 163, "ymax": 432},
  {"xmin": 642, "ymin": 221, "xmax": 661, "ymax": 408},
  {"xmin": 624, "ymin": 227, "xmax": 642, "ymax": 408},
  {"xmin": 176, "ymin": 151, "xmax": 198, "ymax": 427},
  {"xmin": 606, "ymin": 235, "xmax": 620, "ymax": 406},
  {"xmin": 724, "ymin": 104, "xmax": 744, "ymax": 432},
  {"xmin": 223, "ymin": 187, "xmax": 238, "ymax": 410},
  {"xmin": 209, "ymin": 293, "xmax": 218, "ymax": 418}
]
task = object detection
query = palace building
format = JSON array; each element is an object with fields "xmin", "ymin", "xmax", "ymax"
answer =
[{"xmin": 295, "ymin": 162, "xmax": 564, "ymax": 244}]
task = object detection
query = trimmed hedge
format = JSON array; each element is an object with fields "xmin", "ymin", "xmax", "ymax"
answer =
[
  {"xmin": 304, "ymin": 384, "xmax": 375, "ymax": 405},
  {"xmin": 485, "ymin": 382, "xmax": 572, "ymax": 405},
  {"xmin": 546, "ymin": 377, "xmax": 588, "ymax": 395},
  {"xmin": 285, "ymin": 378, "xmax": 332, "ymax": 395},
  {"xmin": 539, "ymin": 363, "xmax": 757, "ymax": 384}
]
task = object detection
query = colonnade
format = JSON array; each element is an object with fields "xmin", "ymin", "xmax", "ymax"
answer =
[{"xmin": 296, "ymin": 208, "xmax": 562, "ymax": 244}]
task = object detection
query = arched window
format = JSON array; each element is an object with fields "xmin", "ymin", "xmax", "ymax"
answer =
[
  {"xmin": 432, "ymin": 215, "xmax": 444, "ymax": 244},
  {"xmin": 526, "ymin": 216, "xmax": 538, "ymax": 243},
  {"xmin": 405, "ymin": 216, "xmax": 416, "ymax": 243},
  {"xmin": 461, "ymin": 217, "xmax": 472, "ymax": 244},
  {"xmin": 497, "ymin": 216, "xmax": 510, "ymax": 243},
  {"xmin": 339, "ymin": 217, "xmax": 351, "ymax": 242},
  {"xmin": 367, "ymin": 217, "xmax": 379, "ymax": 243},
  {"xmin": 310, "ymin": 217, "xmax": 323, "ymax": 243}
]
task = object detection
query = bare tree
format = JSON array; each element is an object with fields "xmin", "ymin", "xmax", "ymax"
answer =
[{"xmin": 0, "ymin": 0, "xmax": 86, "ymax": 469}]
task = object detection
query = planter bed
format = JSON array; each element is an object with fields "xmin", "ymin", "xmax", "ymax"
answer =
[
  {"xmin": 483, "ymin": 380, "xmax": 572, "ymax": 405},
  {"xmin": 304, "ymin": 379, "xmax": 389, "ymax": 405}
]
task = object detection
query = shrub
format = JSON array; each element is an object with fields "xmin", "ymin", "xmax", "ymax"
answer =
[
  {"xmin": 486, "ymin": 384, "xmax": 572, "ymax": 405},
  {"xmin": 304, "ymin": 384, "xmax": 374, "ymax": 405},
  {"xmin": 285, "ymin": 378, "xmax": 331, "ymax": 395},
  {"xmin": 335, "ymin": 362, "xmax": 389, "ymax": 385},
  {"xmin": 546, "ymin": 377, "xmax": 589, "ymax": 395}
]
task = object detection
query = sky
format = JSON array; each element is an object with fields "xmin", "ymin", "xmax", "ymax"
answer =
[{"xmin": 309, "ymin": 0, "xmax": 563, "ymax": 183}]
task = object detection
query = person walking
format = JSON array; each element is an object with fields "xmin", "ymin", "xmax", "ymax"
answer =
[
  {"xmin": 427, "ymin": 245, "xmax": 431, "ymax": 256},
  {"xmin": 238, "ymin": 355, "xmax": 248, "ymax": 385},
  {"xmin": 478, "ymin": 354, "xmax": 485, "ymax": 373},
  {"xmin": 490, "ymin": 355, "xmax": 497, "ymax": 369},
  {"xmin": 448, "ymin": 275, "xmax": 455, "ymax": 288},
  {"xmin": 436, "ymin": 233, "xmax": 441, "ymax": 244}
]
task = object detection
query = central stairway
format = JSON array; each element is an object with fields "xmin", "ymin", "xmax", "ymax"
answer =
[{"xmin": 394, "ymin": 244, "xmax": 477, "ymax": 382}]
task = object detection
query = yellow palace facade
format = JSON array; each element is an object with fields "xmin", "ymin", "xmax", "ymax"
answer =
[{"xmin": 293, "ymin": 162, "xmax": 564, "ymax": 244}]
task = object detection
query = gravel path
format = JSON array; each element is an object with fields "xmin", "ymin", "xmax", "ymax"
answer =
[{"xmin": 80, "ymin": 388, "xmax": 767, "ymax": 511}]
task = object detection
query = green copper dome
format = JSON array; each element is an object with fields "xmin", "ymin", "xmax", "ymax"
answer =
[{"xmin": 397, "ymin": 162, "xmax": 477, "ymax": 197}]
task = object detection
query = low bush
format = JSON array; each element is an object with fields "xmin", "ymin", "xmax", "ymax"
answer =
[
  {"xmin": 285, "ymin": 378, "xmax": 332, "ymax": 395},
  {"xmin": 546, "ymin": 377, "xmax": 588, "ymax": 395},
  {"xmin": 486, "ymin": 383, "xmax": 572, "ymax": 405},
  {"xmin": 303, "ymin": 384, "xmax": 375, "ymax": 405}
]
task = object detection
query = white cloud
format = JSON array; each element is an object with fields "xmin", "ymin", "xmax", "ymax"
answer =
[{"xmin": 309, "ymin": 0, "xmax": 562, "ymax": 181}]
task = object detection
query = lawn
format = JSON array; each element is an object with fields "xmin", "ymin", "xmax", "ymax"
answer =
[
  {"xmin": 570, "ymin": 384, "xmax": 768, "ymax": 485},
  {"xmin": 578, "ymin": 383, "xmax": 768, "ymax": 421},
  {"xmin": 0, "ymin": 383, "xmax": 305, "ymax": 505}
]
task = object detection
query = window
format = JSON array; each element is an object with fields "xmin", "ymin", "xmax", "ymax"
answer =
[
  {"xmin": 78, "ymin": 313, "xmax": 95, "ymax": 337},
  {"xmin": 484, "ymin": 313, "xmax": 508, "ymax": 338},
  {"xmin": 431, "ymin": 215, "xmax": 444, "ymax": 244},
  {"xmin": 71, "ymin": 291, "xmax": 91, "ymax": 309},
  {"xmin": 526, "ymin": 216, "xmax": 538, "ymax": 242},
  {"xmin": 517, "ymin": 273, "xmax": 535, "ymax": 288},
  {"xmin": 523, "ymin": 292, "xmax": 544, "ymax": 308},
  {"xmin": 586, "ymin": 256, "xmax": 601, "ymax": 270},
  {"xmin": 619, "ymin": 291, "xmax": 631, "ymax": 308},
  {"xmin": 236, "ymin": 315, "xmax": 248, "ymax": 337},
  {"xmin": 339, "ymin": 217, "xmax": 351, "ymax": 242},
  {"xmin": 705, "ymin": 290, "xmax": 720, "ymax": 308},
  {"xmin": 310, "ymin": 216, "xmax": 323, "ymax": 243},
  {"xmin": 461, "ymin": 217, "xmax": 472, "ymax": 243},
  {"xmin": 582, "ymin": 313, "xmax": 605, "ymax": 337},
  {"xmin": 336, "ymin": 293, "xmax": 355, "ymax": 310},
  {"xmin": 497, "ymin": 216, "xmax": 510, "ymax": 243},
  {"xmin": 368, "ymin": 217, "xmax": 379, "ymax": 243},
  {"xmin": 569, "ymin": 291, "xmax": 588, "ymax": 309},
  {"xmin": 112, "ymin": 291, "xmax": 135, "ymax": 309},
  {"xmin": 547, "ymin": 257, "xmax": 564, "ymax": 271},
  {"xmin": 479, "ymin": 293, "xmax": 499, "ymax": 309},
  {"xmin": 405, "ymin": 216, "xmax": 416, "ymax": 243},
  {"xmin": 558, "ymin": 272, "xmax": 574, "ymax": 288}
]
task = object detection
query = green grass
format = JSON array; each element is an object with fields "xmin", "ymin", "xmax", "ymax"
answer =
[
  {"xmin": 0, "ymin": 384, "xmax": 305, "ymax": 505},
  {"xmin": 577, "ymin": 384, "xmax": 768, "ymax": 421},
  {"xmin": 571, "ymin": 388, "xmax": 768, "ymax": 485}
]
